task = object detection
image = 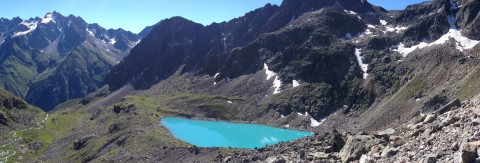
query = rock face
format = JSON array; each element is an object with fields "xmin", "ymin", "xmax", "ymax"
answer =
[
  {"xmin": 0, "ymin": 88, "xmax": 42, "ymax": 129},
  {"xmin": 392, "ymin": 0, "xmax": 450, "ymax": 43},
  {"xmin": 457, "ymin": 0, "xmax": 480, "ymax": 39},
  {"xmin": 104, "ymin": 0, "xmax": 385, "ymax": 120},
  {"xmin": 0, "ymin": 12, "xmax": 143, "ymax": 111}
]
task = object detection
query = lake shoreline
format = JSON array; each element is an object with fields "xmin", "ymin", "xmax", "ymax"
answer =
[{"xmin": 160, "ymin": 117, "xmax": 314, "ymax": 149}]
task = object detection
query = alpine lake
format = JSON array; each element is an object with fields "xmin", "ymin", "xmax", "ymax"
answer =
[{"xmin": 161, "ymin": 117, "xmax": 313, "ymax": 149}]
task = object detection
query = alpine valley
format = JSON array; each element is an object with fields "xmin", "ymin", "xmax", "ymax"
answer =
[{"xmin": 1, "ymin": 0, "xmax": 480, "ymax": 162}]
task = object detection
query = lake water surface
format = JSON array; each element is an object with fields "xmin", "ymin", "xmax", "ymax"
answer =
[{"xmin": 161, "ymin": 117, "xmax": 313, "ymax": 149}]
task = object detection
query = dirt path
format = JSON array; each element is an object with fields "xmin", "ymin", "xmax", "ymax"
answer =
[{"xmin": 0, "ymin": 114, "xmax": 48, "ymax": 163}]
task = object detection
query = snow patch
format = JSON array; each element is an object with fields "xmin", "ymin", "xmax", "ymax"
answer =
[
  {"xmin": 264, "ymin": 63, "xmax": 276, "ymax": 80},
  {"xmin": 385, "ymin": 26, "xmax": 408, "ymax": 33},
  {"xmin": 272, "ymin": 76, "xmax": 282, "ymax": 94},
  {"xmin": 109, "ymin": 37, "xmax": 116, "ymax": 45},
  {"xmin": 310, "ymin": 118, "xmax": 321, "ymax": 127},
  {"xmin": 292, "ymin": 80, "xmax": 300, "ymax": 87},
  {"xmin": 365, "ymin": 29, "xmax": 372, "ymax": 35},
  {"xmin": 394, "ymin": 41, "xmax": 430, "ymax": 57},
  {"xmin": 367, "ymin": 24, "xmax": 376, "ymax": 29},
  {"xmin": 41, "ymin": 13, "xmax": 56, "ymax": 24},
  {"xmin": 380, "ymin": 20, "xmax": 388, "ymax": 26},
  {"xmin": 344, "ymin": 10, "xmax": 357, "ymax": 15},
  {"xmin": 285, "ymin": 124, "xmax": 290, "ymax": 128},
  {"xmin": 355, "ymin": 48, "xmax": 369, "ymax": 79},
  {"xmin": 264, "ymin": 63, "xmax": 282, "ymax": 94},
  {"xmin": 394, "ymin": 15, "xmax": 479, "ymax": 56},
  {"xmin": 227, "ymin": 101, "xmax": 233, "ymax": 104},
  {"xmin": 86, "ymin": 28, "xmax": 96, "ymax": 36},
  {"xmin": 297, "ymin": 112, "xmax": 309, "ymax": 117},
  {"xmin": 213, "ymin": 73, "xmax": 220, "ymax": 85},
  {"xmin": 14, "ymin": 20, "xmax": 38, "ymax": 37}
]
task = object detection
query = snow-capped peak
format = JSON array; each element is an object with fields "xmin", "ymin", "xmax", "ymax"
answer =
[
  {"xmin": 14, "ymin": 20, "xmax": 38, "ymax": 37},
  {"xmin": 41, "ymin": 13, "xmax": 56, "ymax": 24}
]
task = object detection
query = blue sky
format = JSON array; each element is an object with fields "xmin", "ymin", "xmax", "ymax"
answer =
[
  {"xmin": 0, "ymin": 0, "xmax": 427, "ymax": 33},
  {"xmin": 368, "ymin": 0, "xmax": 430, "ymax": 10}
]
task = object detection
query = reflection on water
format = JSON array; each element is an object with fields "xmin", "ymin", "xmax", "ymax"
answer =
[{"xmin": 161, "ymin": 117, "xmax": 313, "ymax": 149}]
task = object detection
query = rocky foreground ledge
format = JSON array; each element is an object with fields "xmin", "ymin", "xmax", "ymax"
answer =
[{"xmin": 213, "ymin": 98, "xmax": 480, "ymax": 163}]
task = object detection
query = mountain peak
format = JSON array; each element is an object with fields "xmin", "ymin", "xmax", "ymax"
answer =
[{"xmin": 40, "ymin": 12, "xmax": 56, "ymax": 24}]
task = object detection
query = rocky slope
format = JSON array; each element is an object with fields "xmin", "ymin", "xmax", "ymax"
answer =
[
  {"xmin": 104, "ymin": 0, "xmax": 386, "ymax": 121},
  {"xmin": 221, "ymin": 97, "xmax": 479, "ymax": 163},
  {"xmin": 0, "ymin": 12, "xmax": 141, "ymax": 111},
  {"xmin": 2, "ymin": 0, "xmax": 480, "ymax": 162},
  {"xmin": 0, "ymin": 88, "xmax": 44, "ymax": 137}
]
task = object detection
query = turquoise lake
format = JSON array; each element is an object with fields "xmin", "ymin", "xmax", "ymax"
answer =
[{"xmin": 161, "ymin": 117, "xmax": 313, "ymax": 149}]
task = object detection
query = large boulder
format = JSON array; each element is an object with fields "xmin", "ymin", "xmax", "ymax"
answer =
[
  {"xmin": 460, "ymin": 141, "xmax": 480, "ymax": 163},
  {"xmin": 339, "ymin": 135, "xmax": 382, "ymax": 163}
]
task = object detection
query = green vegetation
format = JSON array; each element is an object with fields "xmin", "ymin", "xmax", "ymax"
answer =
[
  {"xmin": 163, "ymin": 93, "xmax": 243, "ymax": 120},
  {"xmin": 0, "ymin": 42, "xmax": 38, "ymax": 98},
  {"xmin": 392, "ymin": 75, "xmax": 427, "ymax": 101},
  {"xmin": 25, "ymin": 43, "xmax": 116, "ymax": 110},
  {"xmin": 457, "ymin": 70, "xmax": 480, "ymax": 101},
  {"xmin": 46, "ymin": 109, "xmax": 90, "ymax": 132}
]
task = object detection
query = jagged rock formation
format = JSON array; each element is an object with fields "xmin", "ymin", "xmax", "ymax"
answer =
[{"xmin": 104, "ymin": 0, "xmax": 386, "ymax": 120}]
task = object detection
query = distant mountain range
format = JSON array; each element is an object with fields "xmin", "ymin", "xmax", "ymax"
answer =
[{"xmin": 0, "ymin": 12, "xmax": 148, "ymax": 111}]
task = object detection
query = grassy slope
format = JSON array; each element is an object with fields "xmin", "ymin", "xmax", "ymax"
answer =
[
  {"xmin": 25, "ymin": 42, "xmax": 115, "ymax": 110},
  {"xmin": 0, "ymin": 88, "xmax": 46, "ymax": 162},
  {"xmin": 0, "ymin": 41, "xmax": 38, "ymax": 98}
]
